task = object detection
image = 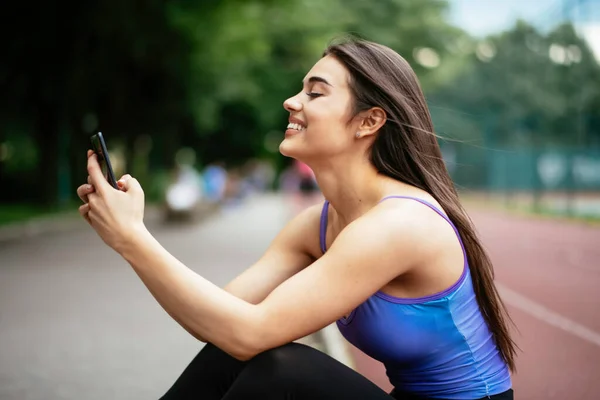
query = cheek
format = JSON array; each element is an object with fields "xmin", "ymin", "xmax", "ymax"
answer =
[
  {"xmin": 307, "ymin": 104, "xmax": 349, "ymax": 140},
  {"xmin": 314, "ymin": 125, "xmax": 353, "ymax": 151},
  {"xmin": 304, "ymin": 129, "xmax": 352, "ymax": 158}
]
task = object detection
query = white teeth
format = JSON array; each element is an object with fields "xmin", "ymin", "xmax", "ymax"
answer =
[{"xmin": 287, "ymin": 123, "xmax": 305, "ymax": 131}]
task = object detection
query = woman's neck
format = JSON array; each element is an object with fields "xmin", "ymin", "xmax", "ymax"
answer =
[{"xmin": 312, "ymin": 158, "xmax": 389, "ymax": 227}]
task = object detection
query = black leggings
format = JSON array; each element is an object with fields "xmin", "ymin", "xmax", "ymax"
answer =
[{"xmin": 160, "ymin": 342, "xmax": 513, "ymax": 400}]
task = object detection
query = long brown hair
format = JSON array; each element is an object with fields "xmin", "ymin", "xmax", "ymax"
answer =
[{"xmin": 324, "ymin": 37, "xmax": 518, "ymax": 371}]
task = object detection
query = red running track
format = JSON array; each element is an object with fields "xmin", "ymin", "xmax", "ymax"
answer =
[{"xmin": 349, "ymin": 209, "xmax": 600, "ymax": 400}]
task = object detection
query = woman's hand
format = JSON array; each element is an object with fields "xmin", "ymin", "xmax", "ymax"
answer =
[{"xmin": 77, "ymin": 150, "xmax": 147, "ymax": 253}]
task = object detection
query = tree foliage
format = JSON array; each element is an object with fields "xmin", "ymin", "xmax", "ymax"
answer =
[{"xmin": 0, "ymin": 0, "xmax": 597, "ymax": 205}]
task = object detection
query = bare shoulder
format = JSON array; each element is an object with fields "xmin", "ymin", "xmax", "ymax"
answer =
[
  {"xmin": 334, "ymin": 196, "xmax": 454, "ymax": 264},
  {"xmin": 374, "ymin": 195, "xmax": 448, "ymax": 223}
]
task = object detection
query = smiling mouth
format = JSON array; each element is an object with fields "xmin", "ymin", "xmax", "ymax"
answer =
[{"xmin": 286, "ymin": 122, "xmax": 306, "ymax": 132}]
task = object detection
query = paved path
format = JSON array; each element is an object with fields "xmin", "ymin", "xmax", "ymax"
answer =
[
  {"xmin": 4, "ymin": 193, "xmax": 598, "ymax": 399},
  {"xmin": 0, "ymin": 194, "xmax": 303, "ymax": 400}
]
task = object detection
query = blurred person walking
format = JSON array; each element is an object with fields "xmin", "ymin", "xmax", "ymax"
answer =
[
  {"xmin": 77, "ymin": 37, "xmax": 515, "ymax": 399},
  {"xmin": 202, "ymin": 162, "xmax": 227, "ymax": 204}
]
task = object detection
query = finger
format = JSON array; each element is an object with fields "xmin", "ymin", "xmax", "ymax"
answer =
[
  {"xmin": 87, "ymin": 149, "xmax": 94, "ymax": 158},
  {"xmin": 118, "ymin": 175, "xmax": 143, "ymax": 196},
  {"xmin": 79, "ymin": 203, "xmax": 90, "ymax": 215},
  {"xmin": 87, "ymin": 175, "xmax": 92, "ymax": 185},
  {"xmin": 117, "ymin": 174, "xmax": 132, "ymax": 190},
  {"xmin": 87, "ymin": 209, "xmax": 96, "ymax": 227},
  {"xmin": 77, "ymin": 184, "xmax": 95, "ymax": 203},
  {"xmin": 79, "ymin": 203, "xmax": 92, "ymax": 225},
  {"xmin": 87, "ymin": 193, "xmax": 103, "ymax": 223},
  {"xmin": 87, "ymin": 153, "xmax": 110, "ymax": 194},
  {"xmin": 88, "ymin": 192, "xmax": 100, "ymax": 208}
]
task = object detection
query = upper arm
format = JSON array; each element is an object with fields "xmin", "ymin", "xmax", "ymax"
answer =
[
  {"xmin": 223, "ymin": 202, "xmax": 324, "ymax": 305},
  {"xmin": 252, "ymin": 204, "xmax": 429, "ymax": 351}
]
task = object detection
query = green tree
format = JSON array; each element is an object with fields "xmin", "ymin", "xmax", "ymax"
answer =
[
  {"xmin": 0, "ymin": 0, "xmax": 488, "ymax": 207},
  {"xmin": 429, "ymin": 21, "xmax": 600, "ymax": 188},
  {"xmin": 433, "ymin": 21, "xmax": 600, "ymax": 147},
  {"xmin": 172, "ymin": 0, "xmax": 464, "ymax": 166},
  {"xmin": 1, "ymin": 0, "xmax": 192, "ymax": 205}
]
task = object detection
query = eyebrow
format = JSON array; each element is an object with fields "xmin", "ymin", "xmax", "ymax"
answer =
[{"xmin": 304, "ymin": 76, "xmax": 333, "ymax": 87}]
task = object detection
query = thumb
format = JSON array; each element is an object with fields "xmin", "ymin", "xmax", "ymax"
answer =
[
  {"xmin": 117, "ymin": 174, "xmax": 131, "ymax": 189},
  {"xmin": 118, "ymin": 175, "xmax": 143, "ymax": 195}
]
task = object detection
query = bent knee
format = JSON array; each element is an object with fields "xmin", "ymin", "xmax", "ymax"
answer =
[{"xmin": 249, "ymin": 343, "xmax": 319, "ymax": 376}]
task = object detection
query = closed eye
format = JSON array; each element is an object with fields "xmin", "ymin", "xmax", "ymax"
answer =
[{"xmin": 306, "ymin": 92, "xmax": 323, "ymax": 99}]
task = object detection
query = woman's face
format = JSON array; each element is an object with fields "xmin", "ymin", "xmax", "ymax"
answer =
[{"xmin": 279, "ymin": 55, "xmax": 359, "ymax": 162}]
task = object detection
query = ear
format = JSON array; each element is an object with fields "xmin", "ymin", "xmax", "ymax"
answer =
[{"xmin": 357, "ymin": 107, "xmax": 387, "ymax": 138}]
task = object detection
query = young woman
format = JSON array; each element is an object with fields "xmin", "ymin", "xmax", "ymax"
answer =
[{"xmin": 77, "ymin": 38, "xmax": 516, "ymax": 399}]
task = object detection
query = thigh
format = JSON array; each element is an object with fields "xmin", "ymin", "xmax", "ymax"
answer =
[
  {"xmin": 160, "ymin": 343, "xmax": 247, "ymax": 400},
  {"xmin": 223, "ymin": 343, "xmax": 394, "ymax": 400}
]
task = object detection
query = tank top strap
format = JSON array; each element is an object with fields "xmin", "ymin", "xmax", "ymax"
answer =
[
  {"xmin": 320, "ymin": 196, "xmax": 466, "ymax": 262},
  {"xmin": 319, "ymin": 200, "xmax": 330, "ymax": 254}
]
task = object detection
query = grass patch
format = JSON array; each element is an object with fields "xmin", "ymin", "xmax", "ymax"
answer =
[
  {"xmin": 0, "ymin": 202, "xmax": 79, "ymax": 226},
  {"xmin": 461, "ymin": 193, "xmax": 600, "ymax": 226},
  {"xmin": 518, "ymin": 204, "xmax": 600, "ymax": 225}
]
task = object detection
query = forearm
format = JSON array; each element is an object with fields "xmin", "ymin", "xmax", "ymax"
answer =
[
  {"xmin": 119, "ymin": 227, "xmax": 263, "ymax": 359},
  {"xmin": 144, "ymin": 285, "xmax": 206, "ymax": 342}
]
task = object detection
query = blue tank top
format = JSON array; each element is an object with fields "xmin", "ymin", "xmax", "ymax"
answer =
[{"xmin": 319, "ymin": 196, "xmax": 512, "ymax": 399}]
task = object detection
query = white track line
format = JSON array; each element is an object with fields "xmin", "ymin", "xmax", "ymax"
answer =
[{"xmin": 497, "ymin": 283, "xmax": 600, "ymax": 348}]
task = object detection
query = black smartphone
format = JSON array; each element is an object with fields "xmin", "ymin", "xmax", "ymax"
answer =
[{"xmin": 90, "ymin": 132, "xmax": 118, "ymax": 189}]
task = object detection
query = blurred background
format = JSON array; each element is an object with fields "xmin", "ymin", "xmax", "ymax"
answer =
[
  {"xmin": 1, "ymin": 0, "xmax": 599, "ymax": 219},
  {"xmin": 1, "ymin": 0, "xmax": 599, "ymax": 399}
]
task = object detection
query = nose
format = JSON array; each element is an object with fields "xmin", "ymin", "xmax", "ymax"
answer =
[{"xmin": 283, "ymin": 94, "xmax": 302, "ymax": 113}]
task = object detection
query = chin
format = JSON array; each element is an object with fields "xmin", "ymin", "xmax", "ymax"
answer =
[
  {"xmin": 279, "ymin": 137, "xmax": 301, "ymax": 158},
  {"xmin": 279, "ymin": 134, "xmax": 332, "ymax": 161}
]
